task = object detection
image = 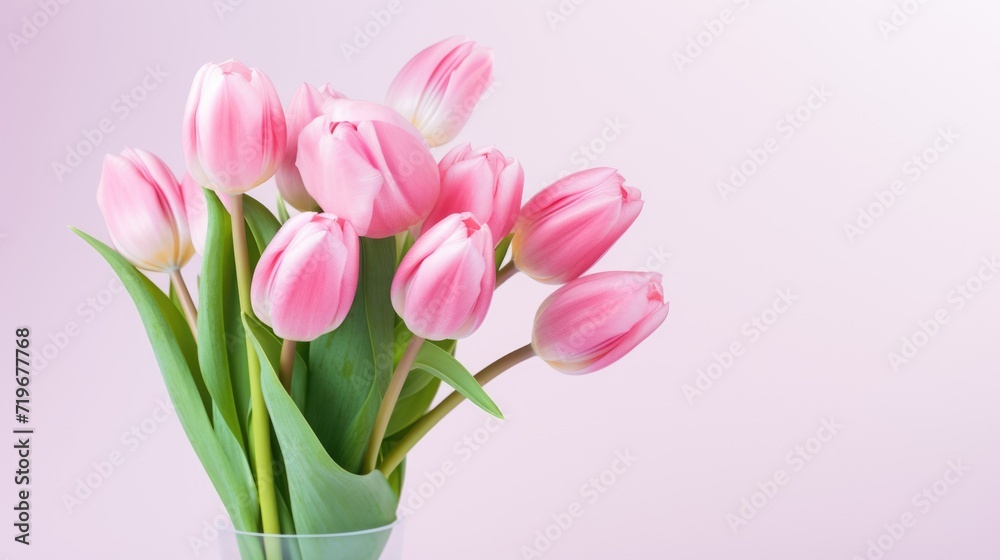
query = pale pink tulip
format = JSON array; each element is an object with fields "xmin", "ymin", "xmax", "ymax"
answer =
[
  {"xmin": 532, "ymin": 271, "xmax": 669, "ymax": 374},
  {"xmin": 275, "ymin": 83, "xmax": 345, "ymax": 211},
  {"xmin": 420, "ymin": 144, "xmax": 523, "ymax": 241},
  {"xmin": 297, "ymin": 117, "xmax": 440, "ymax": 238},
  {"xmin": 250, "ymin": 212, "xmax": 359, "ymax": 342},
  {"xmin": 386, "ymin": 36, "xmax": 494, "ymax": 147},
  {"xmin": 391, "ymin": 213, "xmax": 494, "ymax": 340},
  {"xmin": 512, "ymin": 168, "xmax": 643, "ymax": 284},
  {"xmin": 97, "ymin": 148, "xmax": 194, "ymax": 272},
  {"xmin": 321, "ymin": 98, "xmax": 423, "ymax": 142},
  {"xmin": 179, "ymin": 173, "xmax": 236, "ymax": 255},
  {"xmin": 183, "ymin": 59, "xmax": 286, "ymax": 194}
]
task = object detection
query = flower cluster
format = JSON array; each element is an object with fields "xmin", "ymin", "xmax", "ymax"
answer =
[{"xmin": 84, "ymin": 36, "xmax": 670, "ymax": 550}]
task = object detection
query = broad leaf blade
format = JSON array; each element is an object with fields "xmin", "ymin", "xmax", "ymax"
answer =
[
  {"xmin": 245, "ymin": 315, "xmax": 396, "ymax": 559},
  {"xmin": 306, "ymin": 237, "xmax": 396, "ymax": 473}
]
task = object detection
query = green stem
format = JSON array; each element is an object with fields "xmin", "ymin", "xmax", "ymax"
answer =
[
  {"xmin": 168, "ymin": 269, "xmax": 198, "ymax": 338},
  {"xmin": 279, "ymin": 338, "xmax": 296, "ymax": 394},
  {"xmin": 363, "ymin": 336, "xmax": 424, "ymax": 474},
  {"xmin": 378, "ymin": 343, "xmax": 535, "ymax": 477},
  {"xmin": 496, "ymin": 261, "xmax": 518, "ymax": 288},
  {"xmin": 230, "ymin": 195, "xmax": 281, "ymax": 540}
]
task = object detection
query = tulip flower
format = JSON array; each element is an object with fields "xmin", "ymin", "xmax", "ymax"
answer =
[
  {"xmin": 250, "ymin": 212, "xmax": 360, "ymax": 342},
  {"xmin": 386, "ymin": 36, "xmax": 494, "ymax": 147},
  {"xmin": 512, "ymin": 168, "xmax": 643, "ymax": 284},
  {"xmin": 391, "ymin": 213, "xmax": 495, "ymax": 340},
  {"xmin": 97, "ymin": 148, "xmax": 194, "ymax": 272},
  {"xmin": 297, "ymin": 117, "xmax": 440, "ymax": 238},
  {"xmin": 275, "ymin": 83, "xmax": 345, "ymax": 211},
  {"xmin": 420, "ymin": 144, "xmax": 523, "ymax": 241},
  {"xmin": 321, "ymin": 98, "xmax": 423, "ymax": 142},
  {"xmin": 183, "ymin": 59, "xmax": 286, "ymax": 194},
  {"xmin": 532, "ymin": 271, "xmax": 669, "ymax": 374}
]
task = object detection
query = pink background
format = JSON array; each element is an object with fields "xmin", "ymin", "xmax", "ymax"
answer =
[{"xmin": 3, "ymin": 0, "xmax": 1000, "ymax": 558}]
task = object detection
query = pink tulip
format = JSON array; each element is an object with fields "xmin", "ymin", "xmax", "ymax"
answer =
[
  {"xmin": 297, "ymin": 116, "xmax": 440, "ymax": 238},
  {"xmin": 250, "ymin": 212, "xmax": 359, "ymax": 342},
  {"xmin": 97, "ymin": 148, "xmax": 194, "ymax": 272},
  {"xmin": 386, "ymin": 36, "xmax": 494, "ymax": 147},
  {"xmin": 532, "ymin": 271, "xmax": 669, "ymax": 374},
  {"xmin": 420, "ymin": 144, "xmax": 523, "ymax": 241},
  {"xmin": 321, "ymin": 98, "xmax": 423, "ymax": 142},
  {"xmin": 179, "ymin": 173, "xmax": 236, "ymax": 255},
  {"xmin": 391, "ymin": 213, "xmax": 495, "ymax": 340},
  {"xmin": 512, "ymin": 168, "xmax": 643, "ymax": 284},
  {"xmin": 183, "ymin": 59, "xmax": 286, "ymax": 194},
  {"xmin": 275, "ymin": 83, "xmax": 345, "ymax": 211}
]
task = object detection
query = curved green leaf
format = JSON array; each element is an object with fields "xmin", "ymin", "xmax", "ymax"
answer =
[
  {"xmin": 72, "ymin": 228, "xmax": 259, "ymax": 533},
  {"xmin": 413, "ymin": 343, "xmax": 503, "ymax": 419}
]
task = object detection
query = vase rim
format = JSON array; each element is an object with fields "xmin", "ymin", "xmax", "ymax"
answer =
[{"xmin": 224, "ymin": 518, "xmax": 402, "ymax": 539}]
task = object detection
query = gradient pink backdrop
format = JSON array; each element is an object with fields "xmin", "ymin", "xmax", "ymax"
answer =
[{"xmin": 3, "ymin": 0, "xmax": 1000, "ymax": 558}]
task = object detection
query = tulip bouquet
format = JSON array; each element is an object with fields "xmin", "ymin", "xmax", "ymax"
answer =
[{"xmin": 74, "ymin": 37, "xmax": 668, "ymax": 559}]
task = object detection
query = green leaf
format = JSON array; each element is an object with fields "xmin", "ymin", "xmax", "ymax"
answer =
[
  {"xmin": 386, "ymin": 376, "xmax": 440, "ymax": 437},
  {"xmin": 198, "ymin": 189, "xmax": 244, "ymax": 446},
  {"xmin": 72, "ymin": 228, "xmax": 260, "ymax": 533},
  {"xmin": 306, "ymin": 237, "xmax": 397, "ymax": 473},
  {"xmin": 243, "ymin": 194, "xmax": 281, "ymax": 252},
  {"xmin": 276, "ymin": 193, "xmax": 291, "ymax": 224},
  {"xmin": 412, "ymin": 342, "xmax": 503, "ymax": 419},
  {"xmin": 244, "ymin": 315, "xmax": 396, "ymax": 559},
  {"xmin": 494, "ymin": 233, "xmax": 513, "ymax": 269}
]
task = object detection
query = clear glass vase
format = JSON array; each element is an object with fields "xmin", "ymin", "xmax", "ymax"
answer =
[{"xmin": 219, "ymin": 521, "xmax": 404, "ymax": 560}]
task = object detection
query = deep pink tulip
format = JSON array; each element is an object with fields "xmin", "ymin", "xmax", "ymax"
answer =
[
  {"xmin": 250, "ymin": 212, "xmax": 359, "ymax": 342},
  {"xmin": 391, "ymin": 213, "xmax": 495, "ymax": 340},
  {"xmin": 297, "ymin": 116, "xmax": 440, "ymax": 238},
  {"xmin": 183, "ymin": 59, "xmax": 286, "ymax": 194},
  {"xmin": 97, "ymin": 148, "xmax": 194, "ymax": 272},
  {"xmin": 532, "ymin": 272, "xmax": 669, "ymax": 374},
  {"xmin": 386, "ymin": 36, "xmax": 494, "ymax": 147},
  {"xmin": 420, "ymin": 144, "xmax": 523, "ymax": 242},
  {"xmin": 512, "ymin": 168, "xmax": 643, "ymax": 284},
  {"xmin": 275, "ymin": 83, "xmax": 345, "ymax": 211},
  {"xmin": 179, "ymin": 172, "xmax": 236, "ymax": 255}
]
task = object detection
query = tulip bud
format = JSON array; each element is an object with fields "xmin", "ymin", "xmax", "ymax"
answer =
[
  {"xmin": 275, "ymin": 83, "xmax": 345, "ymax": 211},
  {"xmin": 97, "ymin": 148, "xmax": 194, "ymax": 272},
  {"xmin": 386, "ymin": 36, "xmax": 494, "ymax": 147},
  {"xmin": 179, "ymin": 173, "xmax": 236, "ymax": 255},
  {"xmin": 420, "ymin": 144, "xmax": 524, "ymax": 241},
  {"xmin": 250, "ymin": 212, "xmax": 360, "ymax": 342},
  {"xmin": 512, "ymin": 168, "xmax": 643, "ymax": 284},
  {"xmin": 391, "ymin": 213, "xmax": 495, "ymax": 340},
  {"xmin": 532, "ymin": 272, "xmax": 669, "ymax": 374},
  {"xmin": 183, "ymin": 59, "xmax": 286, "ymax": 194},
  {"xmin": 297, "ymin": 117, "xmax": 440, "ymax": 238}
]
